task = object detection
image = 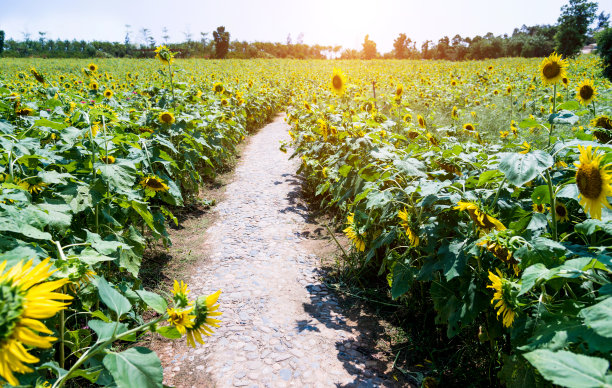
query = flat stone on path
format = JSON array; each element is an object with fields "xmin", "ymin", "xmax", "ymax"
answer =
[{"xmin": 159, "ymin": 115, "xmax": 395, "ymax": 387}]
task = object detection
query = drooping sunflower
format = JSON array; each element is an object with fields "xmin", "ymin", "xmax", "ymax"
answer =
[
  {"xmin": 140, "ymin": 175, "xmax": 170, "ymax": 192},
  {"xmin": 426, "ymin": 132, "xmax": 439, "ymax": 146},
  {"xmin": 451, "ymin": 106, "xmax": 458, "ymax": 120},
  {"xmin": 154, "ymin": 45, "xmax": 175, "ymax": 65},
  {"xmin": 590, "ymin": 116, "xmax": 612, "ymax": 143},
  {"xmin": 487, "ymin": 269, "xmax": 519, "ymax": 327},
  {"xmin": 15, "ymin": 107, "xmax": 34, "ymax": 116},
  {"xmin": 0, "ymin": 259, "xmax": 73, "ymax": 386},
  {"xmin": 185, "ymin": 290, "xmax": 222, "ymax": 348},
  {"xmin": 158, "ymin": 111, "xmax": 175, "ymax": 124},
  {"xmin": 30, "ymin": 68, "xmax": 45, "ymax": 84},
  {"xmin": 398, "ymin": 208, "xmax": 419, "ymax": 247},
  {"xmin": 539, "ymin": 52, "xmax": 568, "ymax": 86},
  {"xmin": 575, "ymin": 79, "xmax": 597, "ymax": 106},
  {"xmin": 454, "ymin": 201, "xmax": 506, "ymax": 232},
  {"xmin": 555, "ymin": 202, "xmax": 570, "ymax": 223},
  {"xmin": 343, "ymin": 213, "xmax": 366, "ymax": 252},
  {"xmin": 574, "ymin": 145, "xmax": 612, "ymax": 220},
  {"xmin": 330, "ymin": 68, "xmax": 346, "ymax": 96},
  {"xmin": 99, "ymin": 155, "xmax": 116, "ymax": 164},
  {"xmin": 417, "ymin": 115, "xmax": 426, "ymax": 129},
  {"xmin": 463, "ymin": 123, "xmax": 475, "ymax": 131}
]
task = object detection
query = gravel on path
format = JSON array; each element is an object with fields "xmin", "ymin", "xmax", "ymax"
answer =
[{"xmin": 157, "ymin": 114, "xmax": 397, "ymax": 388}]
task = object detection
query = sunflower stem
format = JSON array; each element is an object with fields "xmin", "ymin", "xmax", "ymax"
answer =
[
  {"xmin": 325, "ymin": 223, "xmax": 349, "ymax": 260},
  {"xmin": 591, "ymin": 100, "xmax": 596, "ymax": 116},
  {"xmin": 546, "ymin": 170, "xmax": 558, "ymax": 241},
  {"xmin": 548, "ymin": 84, "xmax": 557, "ymax": 148},
  {"xmin": 168, "ymin": 62, "xmax": 176, "ymax": 108},
  {"xmin": 59, "ymin": 288, "xmax": 66, "ymax": 369}
]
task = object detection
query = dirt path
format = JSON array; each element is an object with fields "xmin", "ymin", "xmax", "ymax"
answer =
[{"xmin": 156, "ymin": 115, "xmax": 396, "ymax": 388}]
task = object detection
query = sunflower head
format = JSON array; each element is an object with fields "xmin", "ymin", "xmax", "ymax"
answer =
[
  {"xmin": 88, "ymin": 63, "xmax": 98, "ymax": 72},
  {"xmin": 463, "ymin": 123, "xmax": 475, "ymax": 131},
  {"xmin": 555, "ymin": 202, "xmax": 570, "ymax": 222},
  {"xmin": 591, "ymin": 115, "xmax": 612, "ymax": 130},
  {"xmin": 89, "ymin": 81, "xmax": 99, "ymax": 91},
  {"xmin": 330, "ymin": 68, "xmax": 347, "ymax": 96},
  {"xmin": 103, "ymin": 89, "xmax": 113, "ymax": 99},
  {"xmin": 154, "ymin": 45, "xmax": 175, "ymax": 64},
  {"xmin": 539, "ymin": 52, "xmax": 568, "ymax": 86},
  {"xmin": 185, "ymin": 290, "xmax": 222, "ymax": 348},
  {"xmin": 167, "ymin": 307, "xmax": 195, "ymax": 335},
  {"xmin": 172, "ymin": 280, "xmax": 191, "ymax": 308},
  {"xmin": 213, "ymin": 82, "xmax": 224, "ymax": 94},
  {"xmin": 487, "ymin": 269, "xmax": 520, "ymax": 327},
  {"xmin": 402, "ymin": 113, "xmax": 412, "ymax": 123},
  {"xmin": 417, "ymin": 115, "xmax": 426, "ymax": 129},
  {"xmin": 575, "ymin": 79, "xmax": 597, "ymax": 106},
  {"xmin": 574, "ymin": 145, "xmax": 612, "ymax": 220},
  {"xmin": 221, "ymin": 98, "xmax": 229, "ymax": 107},
  {"xmin": 454, "ymin": 201, "xmax": 506, "ymax": 232},
  {"xmin": 140, "ymin": 175, "xmax": 170, "ymax": 193},
  {"xmin": 30, "ymin": 68, "xmax": 45, "ymax": 84},
  {"xmin": 451, "ymin": 106, "xmax": 458, "ymax": 120},
  {"xmin": 100, "ymin": 155, "xmax": 116, "ymax": 164},
  {"xmin": 158, "ymin": 111, "xmax": 176, "ymax": 124}
]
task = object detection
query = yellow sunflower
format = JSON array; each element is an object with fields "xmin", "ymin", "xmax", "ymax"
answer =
[
  {"xmin": 574, "ymin": 145, "xmax": 612, "ymax": 220},
  {"xmin": 15, "ymin": 107, "xmax": 34, "ymax": 116},
  {"xmin": 103, "ymin": 89, "xmax": 113, "ymax": 99},
  {"xmin": 398, "ymin": 208, "xmax": 419, "ymax": 247},
  {"xmin": 89, "ymin": 81, "xmax": 99, "ymax": 91},
  {"xmin": 555, "ymin": 202, "xmax": 570, "ymax": 223},
  {"xmin": 154, "ymin": 45, "xmax": 174, "ymax": 65},
  {"xmin": 0, "ymin": 259, "xmax": 72, "ymax": 386},
  {"xmin": 158, "ymin": 111, "xmax": 175, "ymax": 124},
  {"xmin": 539, "ymin": 52, "xmax": 568, "ymax": 86},
  {"xmin": 487, "ymin": 269, "xmax": 518, "ymax": 327},
  {"xmin": 532, "ymin": 203, "xmax": 548, "ymax": 213},
  {"xmin": 185, "ymin": 290, "xmax": 222, "ymax": 348},
  {"xmin": 87, "ymin": 63, "xmax": 98, "ymax": 72},
  {"xmin": 213, "ymin": 82, "xmax": 224, "ymax": 94},
  {"xmin": 100, "ymin": 155, "xmax": 116, "ymax": 164},
  {"xmin": 395, "ymin": 84, "xmax": 403, "ymax": 97},
  {"xmin": 451, "ymin": 106, "xmax": 458, "ymax": 120},
  {"xmin": 519, "ymin": 141, "xmax": 531, "ymax": 154},
  {"xmin": 575, "ymin": 79, "xmax": 597, "ymax": 106},
  {"xmin": 167, "ymin": 307, "xmax": 195, "ymax": 335},
  {"xmin": 463, "ymin": 123, "xmax": 475, "ymax": 131},
  {"xmin": 140, "ymin": 175, "xmax": 170, "ymax": 192},
  {"xmin": 343, "ymin": 213, "xmax": 366, "ymax": 252},
  {"xmin": 454, "ymin": 201, "xmax": 506, "ymax": 232},
  {"xmin": 330, "ymin": 68, "xmax": 346, "ymax": 96},
  {"xmin": 402, "ymin": 113, "xmax": 412, "ymax": 123},
  {"xmin": 30, "ymin": 68, "xmax": 45, "ymax": 84},
  {"xmin": 417, "ymin": 115, "xmax": 426, "ymax": 129},
  {"xmin": 172, "ymin": 280, "xmax": 191, "ymax": 308}
]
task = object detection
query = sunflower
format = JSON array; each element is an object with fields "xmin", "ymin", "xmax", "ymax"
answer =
[
  {"xmin": 592, "ymin": 115, "xmax": 612, "ymax": 130},
  {"xmin": 221, "ymin": 98, "xmax": 229, "ymax": 107},
  {"xmin": 0, "ymin": 259, "xmax": 72, "ymax": 386},
  {"xmin": 172, "ymin": 280, "xmax": 191, "ymax": 308},
  {"xmin": 87, "ymin": 63, "xmax": 98, "ymax": 72},
  {"xmin": 539, "ymin": 52, "xmax": 568, "ymax": 86},
  {"xmin": 100, "ymin": 155, "xmax": 116, "ymax": 164},
  {"xmin": 499, "ymin": 131, "xmax": 509, "ymax": 139},
  {"xmin": 402, "ymin": 113, "xmax": 412, "ymax": 123},
  {"xmin": 487, "ymin": 269, "xmax": 519, "ymax": 327},
  {"xmin": 519, "ymin": 141, "xmax": 531, "ymax": 154},
  {"xmin": 395, "ymin": 84, "xmax": 403, "ymax": 97},
  {"xmin": 555, "ymin": 202, "xmax": 570, "ymax": 222},
  {"xmin": 140, "ymin": 175, "xmax": 170, "ymax": 192},
  {"xmin": 454, "ymin": 201, "xmax": 506, "ymax": 232},
  {"xmin": 103, "ymin": 89, "xmax": 113, "ymax": 99},
  {"xmin": 30, "ymin": 68, "xmax": 45, "ymax": 84},
  {"xmin": 154, "ymin": 45, "xmax": 174, "ymax": 64},
  {"xmin": 463, "ymin": 123, "xmax": 475, "ymax": 131},
  {"xmin": 478, "ymin": 239, "xmax": 519, "ymax": 275},
  {"xmin": 575, "ymin": 79, "xmax": 597, "ymax": 106},
  {"xmin": 158, "ymin": 111, "xmax": 175, "ymax": 124},
  {"xmin": 426, "ymin": 132, "xmax": 439, "ymax": 146},
  {"xmin": 417, "ymin": 115, "xmax": 426, "ymax": 129},
  {"xmin": 89, "ymin": 81, "xmax": 99, "ymax": 91},
  {"xmin": 574, "ymin": 145, "xmax": 612, "ymax": 220},
  {"xmin": 343, "ymin": 213, "xmax": 365, "ymax": 252},
  {"xmin": 15, "ymin": 107, "xmax": 34, "ymax": 116},
  {"xmin": 304, "ymin": 101, "xmax": 312, "ymax": 111},
  {"xmin": 562, "ymin": 77, "xmax": 569, "ymax": 87},
  {"xmin": 451, "ymin": 106, "xmax": 458, "ymax": 120},
  {"xmin": 398, "ymin": 208, "xmax": 419, "ymax": 247},
  {"xmin": 330, "ymin": 68, "xmax": 346, "ymax": 96},
  {"xmin": 185, "ymin": 290, "xmax": 222, "ymax": 348},
  {"xmin": 532, "ymin": 203, "xmax": 548, "ymax": 213},
  {"xmin": 213, "ymin": 82, "xmax": 224, "ymax": 94},
  {"xmin": 167, "ymin": 307, "xmax": 195, "ymax": 335}
]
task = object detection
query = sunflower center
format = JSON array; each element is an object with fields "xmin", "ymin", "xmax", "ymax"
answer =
[
  {"xmin": 576, "ymin": 163, "xmax": 603, "ymax": 199},
  {"xmin": 0, "ymin": 284, "xmax": 25, "ymax": 342},
  {"xmin": 543, "ymin": 62, "xmax": 560, "ymax": 79},
  {"xmin": 580, "ymin": 85, "xmax": 594, "ymax": 101},
  {"xmin": 332, "ymin": 75, "xmax": 342, "ymax": 89},
  {"xmin": 161, "ymin": 113, "xmax": 172, "ymax": 122},
  {"xmin": 556, "ymin": 205, "xmax": 567, "ymax": 217},
  {"xmin": 146, "ymin": 178, "xmax": 165, "ymax": 189}
]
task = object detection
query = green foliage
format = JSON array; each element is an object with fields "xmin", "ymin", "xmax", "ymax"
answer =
[
  {"xmin": 213, "ymin": 26, "xmax": 230, "ymax": 59},
  {"xmin": 596, "ymin": 27, "xmax": 612, "ymax": 81},
  {"xmin": 555, "ymin": 0, "xmax": 598, "ymax": 57},
  {"xmin": 0, "ymin": 30, "xmax": 4, "ymax": 55}
]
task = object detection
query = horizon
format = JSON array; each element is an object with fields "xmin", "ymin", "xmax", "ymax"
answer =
[{"xmin": 2, "ymin": 0, "xmax": 611, "ymax": 54}]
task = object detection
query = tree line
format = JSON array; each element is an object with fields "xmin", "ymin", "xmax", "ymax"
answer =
[{"xmin": 0, "ymin": 0, "xmax": 609, "ymax": 61}]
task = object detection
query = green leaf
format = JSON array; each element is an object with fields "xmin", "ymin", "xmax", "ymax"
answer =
[
  {"xmin": 519, "ymin": 264, "xmax": 550, "ymax": 295},
  {"xmin": 390, "ymin": 260, "xmax": 414, "ymax": 299},
  {"xmin": 338, "ymin": 164, "xmax": 352, "ymax": 177},
  {"xmin": 548, "ymin": 110, "xmax": 579, "ymax": 125},
  {"xmin": 136, "ymin": 290, "xmax": 167, "ymax": 314},
  {"xmin": 575, "ymin": 219, "xmax": 612, "ymax": 237},
  {"xmin": 393, "ymin": 157, "xmax": 426, "ymax": 177},
  {"xmin": 96, "ymin": 160, "xmax": 137, "ymax": 191},
  {"xmin": 88, "ymin": 319, "xmax": 128, "ymax": 342},
  {"xmin": 580, "ymin": 298, "xmax": 612, "ymax": 339},
  {"xmin": 557, "ymin": 100, "xmax": 581, "ymax": 111},
  {"xmin": 0, "ymin": 211, "xmax": 52, "ymax": 240},
  {"xmin": 531, "ymin": 185, "xmax": 551, "ymax": 204},
  {"xmin": 76, "ymin": 247, "xmax": 114, "ymax": 265},
  {"xmin": 498, "ymin": 151, "xmax": 554, "ymax": 187},
  {"xmin": 477, "ymin": 170, "xmax": 503, "ymax": 186},
  {"xmin": 365, "ymin": 190, "xmax": 393, "ymax": 210},
  {"xmin": 103, "ymin": 347, "xmax": 163, "ymax": 388},
  {"xmin": 131, "ymin": 201, "xmax": 158, "ymax": 236},
  {"xmin": 523, "ymin": 349, "xmax": 609, "ymax": 388},
  {"xmin": 93, "ymin": 277, "xmax": 132, "ymax": 317},
  {"xmin": 156, "ymin": 326, "xmax": 181, "ymax": 339},
  {"xmin": 518, "ymin": 118, "xmax": 540, "ymax": 129}
]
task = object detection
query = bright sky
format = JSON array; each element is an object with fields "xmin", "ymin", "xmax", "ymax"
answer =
[{"xmin": 1, "ymin": 0, "xmax": 611, "ymax": 53}]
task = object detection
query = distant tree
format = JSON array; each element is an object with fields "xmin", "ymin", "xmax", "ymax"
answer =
[
  {"xmin": 296, "ymin": 32, "xmax": 304, "ymax": 44},
  {"xmin": 596, "ymin": 11, "xmax": 610, "ymax": 30},
  {"xmin": 0, "ymin": 31, "xmax": 5, "ymax": 55},
  {"xmin": 393, "ymin": 33, "xmax": 412, "ymax": 59},
  {"xmin": 555, "ymin": 0, "xmax": 598, "ymax": 57},
  {"xmin": 596, "ymin": 27, "xmax": 612, "ymax": 80},
  {"xmin": 124, "ymin": 25, "xmax": 132, "ymax": 46},
  {"xmin": 286, "ymin": 33, "xmax": 292, "ymax": 45},
  {"xmin": 361, "ymin": 34, "xmax": 378, "ymax": 59},
  {"xmin": 213, "ymin": 26, "xmax": 230, "ymax": 59},
  {"xmin": 162, "ymin": 27, "xmax": 170, "ymax": 44},
  {"xmin": 340, "ymin": 48, "xmax": 360, "ymax": 59},
  {"xmin": 140, "ymin": 28, "xmax": 151, "ymax": 48},
  {"xmin": 421, "ymin": 40, "xmax": 431, "ymax": 59}
]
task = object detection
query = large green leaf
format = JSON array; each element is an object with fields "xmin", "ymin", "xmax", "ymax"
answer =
[
  {"xmin": 390, "ymin": 259, "xmax": 414, "ymax": 299},
  {"xmin": 523, "ymin": 349, "xmax": 610, "ymax": 388},
  {"xmin": 498, "ymin": 151, "xmax": 554, "ymax": 186},
  {"xmin": 88, "ymin": 319, "xmax": 128, "ymax": 342},
  {"xmin": 393, "ymin": 157, "xmax": 426, "ymax": 177},
  {"xmin": 102, "ymin": 347, "xmax": 163, "ymax": 388},
  {"xmin": 580, "ymin": 298, "xmax": 612, "ymax": 339},
  {"xmin": 136, "ymin": 290, "xmax": 167, "ymax": 314},
  {"xmin": 96, "ymin": 160, "xmax": 137, "ymax": 191},
  {"xmin": 93, "ymin": 277, "xmax": 132, "ymax": 317}
]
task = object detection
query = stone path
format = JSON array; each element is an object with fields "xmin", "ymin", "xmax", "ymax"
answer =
[{"xmin": 158, "ymin": 115, "xmax": 396, "ymax": 387}]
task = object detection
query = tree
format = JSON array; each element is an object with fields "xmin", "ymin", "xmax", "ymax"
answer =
[
  {"xmin": 596, "ymin": 11, "xmax": 610, "ymax": 30},
  {"xmin": 0, "ymin": 30, "xmax": 5, "ymax": 55},
  {"xmin": 596, "ymin": 27, "xmax": 612, "ymax": 80},
  {"xmin": 361, "ymin": 34, "xmax": 378, "ymax": 59},
  {"xmin": 213, "ymin": 26, "xmax": 230, "ymax": 59},
  {"xmin": 555, "ymin": 0, "xmax": 598, "ymax": 57},
  {"xmin": 162, "ymin": 27, "xmax": 170, "ymax": 44},
  {"xmin": 393, "ymin": 33, "xmax": 412, "ymax": 59},
  {"xmin": 421, "ymin": 40, "xmax": 431, "ymax": 59}
]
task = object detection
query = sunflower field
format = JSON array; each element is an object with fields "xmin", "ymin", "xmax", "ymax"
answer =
[
  {"xmin": 0, "ymin": 51, "xmax": 285, "ymax": 387},
  {"xmin": 285, "ymin": 55, "xmax": 612, "ymax": 386}
]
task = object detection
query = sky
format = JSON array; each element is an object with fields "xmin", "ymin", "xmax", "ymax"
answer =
[{"xmin": 1, "ymin": 0, "xmax": 611, "ymax": 53}]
